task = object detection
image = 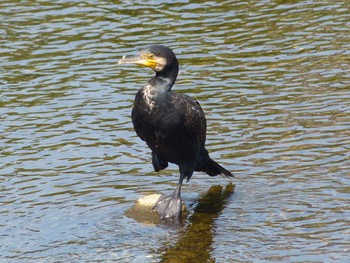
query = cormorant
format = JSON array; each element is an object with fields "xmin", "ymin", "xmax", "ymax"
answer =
[{"xmin": 118, "ymin": 45, "xmax": 233, "ymax": 222}]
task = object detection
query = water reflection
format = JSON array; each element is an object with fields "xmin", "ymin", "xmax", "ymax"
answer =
[{"xmin": 159, "ymin": 183, "xmax": 235, "ymax": 263}]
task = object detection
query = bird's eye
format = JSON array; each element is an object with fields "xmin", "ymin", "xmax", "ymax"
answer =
[{"xmin": 148, "ymin": 54, "xmax": 156, "ymax": 60}]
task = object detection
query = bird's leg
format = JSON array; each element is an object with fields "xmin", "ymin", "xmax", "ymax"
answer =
[{"xmin": 153, "ymin": 175, "xmax": 185, "ymax": 222}]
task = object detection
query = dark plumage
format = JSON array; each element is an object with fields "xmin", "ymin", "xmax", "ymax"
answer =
[{"xmin": 119, "ymin": 45, "xmax": 233, "ymax": 222}]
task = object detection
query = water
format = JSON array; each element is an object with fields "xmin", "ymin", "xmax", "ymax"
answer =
[{"xmin": 1, "ymin": 0, "xmax": 350, "ymax": 262}]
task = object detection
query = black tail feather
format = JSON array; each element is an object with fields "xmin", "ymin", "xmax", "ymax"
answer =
[{"xmin": 196, "ymin": 157, "xmax": 233, "ymax": 178}]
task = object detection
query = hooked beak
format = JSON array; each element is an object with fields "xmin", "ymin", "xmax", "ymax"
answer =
[{"xmin": 118, "ymin": 53, "xmax": 157, "ymax": 70}]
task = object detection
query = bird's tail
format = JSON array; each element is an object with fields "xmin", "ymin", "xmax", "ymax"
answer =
[{"xmin": 195, "ymin": 148, "xmax": 233, "ymax": 178}]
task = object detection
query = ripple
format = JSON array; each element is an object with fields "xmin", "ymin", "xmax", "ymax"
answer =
[{"xmin": 1, "ymin": 0, "xmax": 350, "ymax": 261}]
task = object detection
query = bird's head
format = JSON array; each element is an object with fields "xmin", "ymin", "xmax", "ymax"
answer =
[{"xmin": 118, "ymin": 45, "xmax": 177, "ymax": 74}]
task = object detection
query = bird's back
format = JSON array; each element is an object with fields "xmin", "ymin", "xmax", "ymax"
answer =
[{"xmin": 132, "ymin": 88, "xmax": 206, "ymax": 166}]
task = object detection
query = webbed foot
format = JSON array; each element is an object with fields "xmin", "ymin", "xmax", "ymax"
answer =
[{"xmin": 153, "ymin": 191, "xmax": 182, "ymax": 221}]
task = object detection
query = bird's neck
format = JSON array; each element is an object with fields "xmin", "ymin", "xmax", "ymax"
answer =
[
  {"xmin": 148, "ymin": 77, "xmax": 173, "ymax": 92},
  {"xmin": 141, "ymin": 58, "xmax": 179, "ymax": 106}
]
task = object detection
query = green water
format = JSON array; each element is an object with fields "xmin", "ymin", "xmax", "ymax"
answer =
[{"xmin": 1, "ymin": 0, "xmax": 349, "ymax": 262}]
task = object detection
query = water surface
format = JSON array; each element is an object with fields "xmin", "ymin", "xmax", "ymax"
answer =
[{"xmin": 1, "ymin": 0, "xmax": 350, "ymax": 262}]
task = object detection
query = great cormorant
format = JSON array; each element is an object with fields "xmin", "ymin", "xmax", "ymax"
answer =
[{"xmin": 118, "ymin": 45, "xmax": 233, "ymax": 222}]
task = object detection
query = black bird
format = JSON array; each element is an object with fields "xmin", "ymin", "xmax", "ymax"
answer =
[{"xmin": 118, "ymin": 45, "xmax": 233, "ymax": 222}]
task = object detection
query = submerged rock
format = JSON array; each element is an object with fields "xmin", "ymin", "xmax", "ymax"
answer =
[
  {"xmin": 137, "ymin": 194, "xmax": 162, "ymax": 207},
  {"xmin": 125, "ymin": 193, "xmax": 186, "ymax": 225}
]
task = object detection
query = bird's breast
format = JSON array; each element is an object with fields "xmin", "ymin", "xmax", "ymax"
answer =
[{"xmin": 139, "ymin": 84, "xmax": 159, "ymax": 112}]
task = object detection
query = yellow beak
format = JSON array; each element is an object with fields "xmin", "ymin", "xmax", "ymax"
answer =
[{"xmin": 118, "ymin": 53, "xmax": 157, "ymax": 70}]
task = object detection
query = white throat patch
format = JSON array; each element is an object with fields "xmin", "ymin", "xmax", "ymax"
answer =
[{"xmin": 155, "ymin": 57, "xmax": 167, "ymax": 72}]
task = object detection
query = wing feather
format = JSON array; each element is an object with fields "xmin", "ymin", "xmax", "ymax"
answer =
[{"xmin": 171, "ymin": 93, "xmax": 206, "ymax": 147}]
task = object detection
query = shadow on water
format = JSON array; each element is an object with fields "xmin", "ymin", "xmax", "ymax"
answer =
[{"xmin": 158, "ymin": 183, "xmax": 235, "ymax": 263}]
